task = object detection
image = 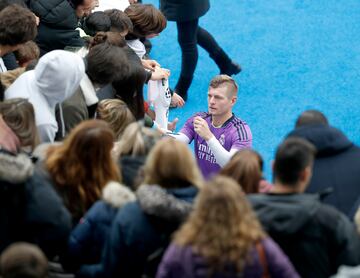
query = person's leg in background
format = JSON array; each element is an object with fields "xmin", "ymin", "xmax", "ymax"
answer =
[
  {"xmin": 175, "ymin": 19, "xmax": 199, "ymax": 100},
  {"xmin": 197, "ymin": 26, "xmax": 241, "ymax": 76}
]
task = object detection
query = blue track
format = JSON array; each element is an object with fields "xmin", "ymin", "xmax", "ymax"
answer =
[{"xmin": 147, "ymin": 0, "xmax": 360, "ymax": 180}]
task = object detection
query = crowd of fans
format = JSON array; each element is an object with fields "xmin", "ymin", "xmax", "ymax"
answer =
[{"xmin": 1, "ymin": 0, "xmax": 360, "ymax": 277}]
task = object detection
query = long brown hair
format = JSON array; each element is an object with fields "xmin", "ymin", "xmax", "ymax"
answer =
[
  {"xmin": 220, "ymin": 150, "xmax": 263, "ymax": 194},
  {"xmin": 45, "ymin": 120, "xmax": 120, "ymax": 220},
  {"xmin": 143, "ymin": 138, "xmax": 203, "ymax": 189},
  {"xmin": 174, "ymin": 176, "xmax": 265, "ymax": 274}
]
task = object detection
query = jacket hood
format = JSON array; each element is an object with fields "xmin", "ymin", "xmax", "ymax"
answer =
[
  {"xmin": 287, "ymin": 124, "xmax": 353, "ymax": 157},
  {"xmin": 249, "ymin": 193, "xmax": 320, "ymax": 235},
  {"xmin": 102, "ymin": 181, "xmax": 136, "ymax": 208},
  {"xmin": 136, "ymin": 184, "xmax": 197, "ymax": 222},
  {"xmin": 34, "ymin": 50, "xmax": 85, "ymax": 107},
  {"xmin": 0, "ymin": 151, "xmax": 34, "ymax": 183}
]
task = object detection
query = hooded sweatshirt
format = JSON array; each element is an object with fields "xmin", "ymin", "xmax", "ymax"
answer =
[
  {"xmin": 248, "ymin": 193, "xmax": 360, "ymax": 278},
  {"xmin": 5, "ymin": 50, "xmax": 85, "ymax": 142},
  {"xmin": 287, "ymin": 124, "xmax": 360, "ymax": 216}
]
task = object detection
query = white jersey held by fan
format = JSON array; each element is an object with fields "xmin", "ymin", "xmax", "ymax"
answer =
[{"xmin": 147, "ymin": 78, "xmax": 171, "ymax": 131}]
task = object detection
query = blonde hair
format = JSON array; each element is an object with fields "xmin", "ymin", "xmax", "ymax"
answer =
[
  {"xmin": 113, "ymin": 122, "xmax": 161, "ymax": 157},
  {"xmin": 96, "ymin": 99, "xmax": 135, "ymax": 140},
  {"xmin": 0, "ymin": 68, "xmax": 25, "ymax": 89},
  {"xmin": 0, "ymin": 98, "xmax": 40, "ymax": 151},
  {"xmin": 209, "ymin": 74, "xmax": 238, "ymax": 97},
  {"xmin": 174, "ymin": 175, "xmax": 265, "ymax": 274},
  {"xmin": 143, "ymin": 138, "xmax": 203, "ymax": 189}
]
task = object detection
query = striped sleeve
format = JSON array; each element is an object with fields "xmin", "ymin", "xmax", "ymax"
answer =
[{"xmin": 231, "ymin": 118, "xmax": 253, "ymax": 150}]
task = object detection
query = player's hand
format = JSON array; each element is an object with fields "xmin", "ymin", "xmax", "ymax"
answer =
[
  {"xmin": 193, "ymin": 116, "xmax": 213, "ymax": 141},
  {"xmin": 141, "ymin": 59, "xmax": 160, "ymax": 71}
]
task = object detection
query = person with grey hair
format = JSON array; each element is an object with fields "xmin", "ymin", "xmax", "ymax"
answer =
[{"xmin": 287, "ymin": 109, "xmax": 360, "ymax": 217}]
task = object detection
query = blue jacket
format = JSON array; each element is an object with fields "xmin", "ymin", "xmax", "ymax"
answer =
[
  {"xmin": 79, "ymin": 184, "xmax": 198, "ymax": 278},
  {"xmin": 67, "ymin": 182, "xmax": 135, "ymax": 271}
]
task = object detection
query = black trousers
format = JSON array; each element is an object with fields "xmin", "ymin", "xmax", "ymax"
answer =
[{"xmin": 175, "ymin": 19, "xmax": 232, "ymax": 96}]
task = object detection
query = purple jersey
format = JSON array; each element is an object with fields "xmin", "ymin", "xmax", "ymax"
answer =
[{"xmin": 180, "ymin": 112, "xmax": 252, "ymax": 179}]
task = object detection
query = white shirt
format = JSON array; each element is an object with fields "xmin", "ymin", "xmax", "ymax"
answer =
[
  {"xmin": 94, "ymin": 0, "xmax": 130, "ymax": 11},
  {"xmin": 0, "ymin": 58, "xmax": 7, "ymax": 73}
]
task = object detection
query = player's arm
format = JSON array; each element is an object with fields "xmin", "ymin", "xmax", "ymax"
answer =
[
  {"xmin": 193, "ymin": 116, "xmax": 237, "ymax": 167},
  {"xmin": 167, "ymin": 115, "xmax": 196, "ymax": 144},
  {"xmin": 206, "ymin": 137, "xmax": 238, "ymax": 166}
]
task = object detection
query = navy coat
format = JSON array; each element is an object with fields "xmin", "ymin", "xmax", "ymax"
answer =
[
  {"xmin": 79, "ymin": 185, "xmax": 198, "ymax": 278},
  {"xmin": 287, "ymin": 124, "xmax": 360, "ymax": 217}
]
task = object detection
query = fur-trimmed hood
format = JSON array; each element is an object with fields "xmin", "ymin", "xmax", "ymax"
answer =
[
  {"xmin": 102, "ymin": 181, "xmax": 136, "ymax": 208},
  {"xmin": 0, "ymin": 150, "xmax": 34, "ymax": 184},
  {"xmin": 136, "ymin": 184, "xmax": 197, "ymax": 222}
]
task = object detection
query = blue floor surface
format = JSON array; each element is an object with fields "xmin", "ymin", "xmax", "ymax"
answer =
[{"xmin": 147, "ymin": 0, "xmax": 360, "ymax": 180}]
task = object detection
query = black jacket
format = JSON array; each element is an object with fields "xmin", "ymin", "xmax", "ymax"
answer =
[
  {"xmin": 287, "ymin": 124, "xmax": 360, "ymax": 217},
  {"xmin": 30, "ymin": 0, "xmax": 84, "ymax": 54},
  {"xmin": 0, "ymin": 149, "xmax": 72, "ymax": 259},
  {"xmin": 249, "ymin": 193, "xmax": 360, "ymax": 278},
  {"xmin": 160, "ymin": 0, "xmax": 210, "ymax": 22}
]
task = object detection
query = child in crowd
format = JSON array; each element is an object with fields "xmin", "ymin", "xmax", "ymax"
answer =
[
  {"xmin": 220, "ymin": 149, "xmax": 272, "ymax": 193},
  {"xmin": 96, "ymin": 99, "xmax": 135, "ymax": 140},
  {"xmin": 104, "ymin": 8, "xmax": 133, "ymax": 35},
  {"xmin": 113, "ymin": 122, "xmax": 161, "ymax": 189},
  {"xmin": 81, "ymin": 11, "xmax": 111, "ymax": 37}
]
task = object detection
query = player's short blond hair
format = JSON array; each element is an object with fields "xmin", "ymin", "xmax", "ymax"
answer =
[{"xmin": 209, "ymin": 74, "xmax": 238, "ymax": 97}]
